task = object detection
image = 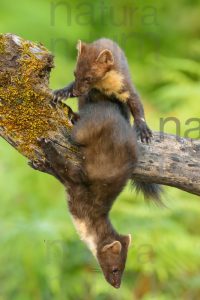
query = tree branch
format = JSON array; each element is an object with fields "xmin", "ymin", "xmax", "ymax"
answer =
[
  {"xmin": 0, "ymin": 34, "xmax": 199, "ymax": 196},
  {"xmin": 134, "ymin": 133, "xmax": 200, "ymax": 196}
]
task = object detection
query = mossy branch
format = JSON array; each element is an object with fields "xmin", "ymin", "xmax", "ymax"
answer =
[
  {"xmin": 0, "ymin": 34, "xmax": 199, "ymax": 196},
  {"xmin": 0, "ymin": 34, "xmax": 79, "ymax": 168}
]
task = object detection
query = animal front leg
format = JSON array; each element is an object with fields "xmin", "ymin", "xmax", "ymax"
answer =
[
  {"xmin": 52, "ymin": 82, "xmax": 80, "ymax": 124},
  {"xmin": 59, "ymin": 103, "xmax": 80, "ymax": 125},
  {"xmin": 127, "ymin": 92, "xmax": 152, "ymax": 143},
  {"xmin": 53, "ymin": 81, "xmax": 76, "ymax": 104}
]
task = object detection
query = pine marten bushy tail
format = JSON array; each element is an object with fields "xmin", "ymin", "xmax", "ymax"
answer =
[{"xmin": 132, "ymin": 180, "xmax": 163, "ymax": 204}]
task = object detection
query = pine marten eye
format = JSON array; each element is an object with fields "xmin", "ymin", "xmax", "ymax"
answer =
[
  {"xmin": 84, "ymin": 76, "xmax": 92, "ymax": 83},
  {"xmin": 112, "ymin": 268, "xmax": 119, "ymax": 274}
]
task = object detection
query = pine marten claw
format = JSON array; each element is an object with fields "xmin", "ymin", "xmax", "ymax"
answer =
[
  {"xmin": 28, "ymin": 159, "xmax": 50, "ymax": 173},
  {"xmin": 50, "ymin": 94, "xmax": 63, "ymax": 107},
  {"xmin": 53, "ymin": 87, "xmax": 71, "ymax": 104},
  {"xmin": 135, "ymin": 122, "xmax": 152, "ymax": 144}
]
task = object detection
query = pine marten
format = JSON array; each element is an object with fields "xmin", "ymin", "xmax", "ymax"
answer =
[
  {"xmin": 53, "ymin": 38, "xmax": 152, "ymax": 143},
  {"xmin": 48, "ymin": 89, "xmax": 162, "ymax": 288}
]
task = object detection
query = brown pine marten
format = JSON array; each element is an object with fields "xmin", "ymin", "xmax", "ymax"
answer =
[
  {"xmin": 53, "ymin": 38, "xmax": 152, "ymax": 143},
  {"xmin": 46, "ymin": 88, "xmax": 162, "ymax": 288}
]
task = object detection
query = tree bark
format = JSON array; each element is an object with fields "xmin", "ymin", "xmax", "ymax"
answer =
[
  {"xmin": 134, "ymin": 134, "xmax": 200, "ymax": 196},
  {"xmin": 0, "ymin": 34, "xmax": 199, "ymax": 196}
]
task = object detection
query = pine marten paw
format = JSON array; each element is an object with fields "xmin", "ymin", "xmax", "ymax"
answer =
[
  {"xmin": 52, "ymin": 87, "xmax": 72, "ymax": 105},
  {"xmin": 28, "ymin": 158, "xmax": 53, "ymax": 175},
  {"xmin": 134, "ymin": 120, "xmax": 153, "ymax": 143}
]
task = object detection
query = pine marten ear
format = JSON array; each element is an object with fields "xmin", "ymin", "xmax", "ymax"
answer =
[
  {"xmin": 121, "ymin": 234, "xmax": 132, "ymax": 248},
  {"xmin": 101, "ymin": 241, "xmax": 122, "ymax": 254},
  {"xmin": 96, "ymin": 49, "xmax": 114, "ymax": 65},
  {"xmin": 126, "ymin": 234, "xmax": 132, "ymax": 247},
  {"xmin": 76, "ymin": 40, "xmax": 86, "ymax": 57}
]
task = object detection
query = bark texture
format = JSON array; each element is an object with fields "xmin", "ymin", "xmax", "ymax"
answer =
[
  {"xmin": 0, "ymin": 34, "xmax": 199, "ymax": 195},
  {"xmin": 134, "ymin": 134, "xmax": 200, "ymax": 196}
]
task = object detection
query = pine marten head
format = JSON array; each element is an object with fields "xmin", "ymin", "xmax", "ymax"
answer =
[
  {"xmin": 73, "ymin": 40, "xmax": 115, "ymax": 96},
  {"xmin": 73, "ymin": 216, "xmax": 131, "ymax": 288},
  {"xmin": 96, "ymin": 234, "xmax": 131, "ymax": 288}
]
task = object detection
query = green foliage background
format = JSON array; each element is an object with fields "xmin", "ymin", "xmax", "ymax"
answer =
[{"xmin": 0, "ymin": 0, "xmax": 200, "ymax": 299}]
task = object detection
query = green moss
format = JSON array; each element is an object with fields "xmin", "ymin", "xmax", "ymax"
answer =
[
  {"xmin": 0, "ymin": 34, "xmax": 72, "ymax": 159},
  {"xmin": 0, "ymin": 35, "xmax": 6, "ymax": 53}
]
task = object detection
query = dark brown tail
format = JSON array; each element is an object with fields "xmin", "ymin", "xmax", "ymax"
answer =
[{"xmin": 132, "ymin": 180, "xmax": 163, "ymax": 205}]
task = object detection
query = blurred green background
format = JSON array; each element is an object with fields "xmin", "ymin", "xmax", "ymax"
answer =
[{"xmin": 0, "ymin": 0, "xmax": 200, "ymax": 299}]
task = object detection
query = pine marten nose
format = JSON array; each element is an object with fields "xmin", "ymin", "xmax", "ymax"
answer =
[{"xmin": 111, "ymin": 268, "xmax": 121, "ymax": 288}]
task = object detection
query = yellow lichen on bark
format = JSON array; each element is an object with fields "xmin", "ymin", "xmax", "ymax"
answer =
[{"xmin": 0, "ymin": 34, "xmax": 72, "ymax": 160}]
